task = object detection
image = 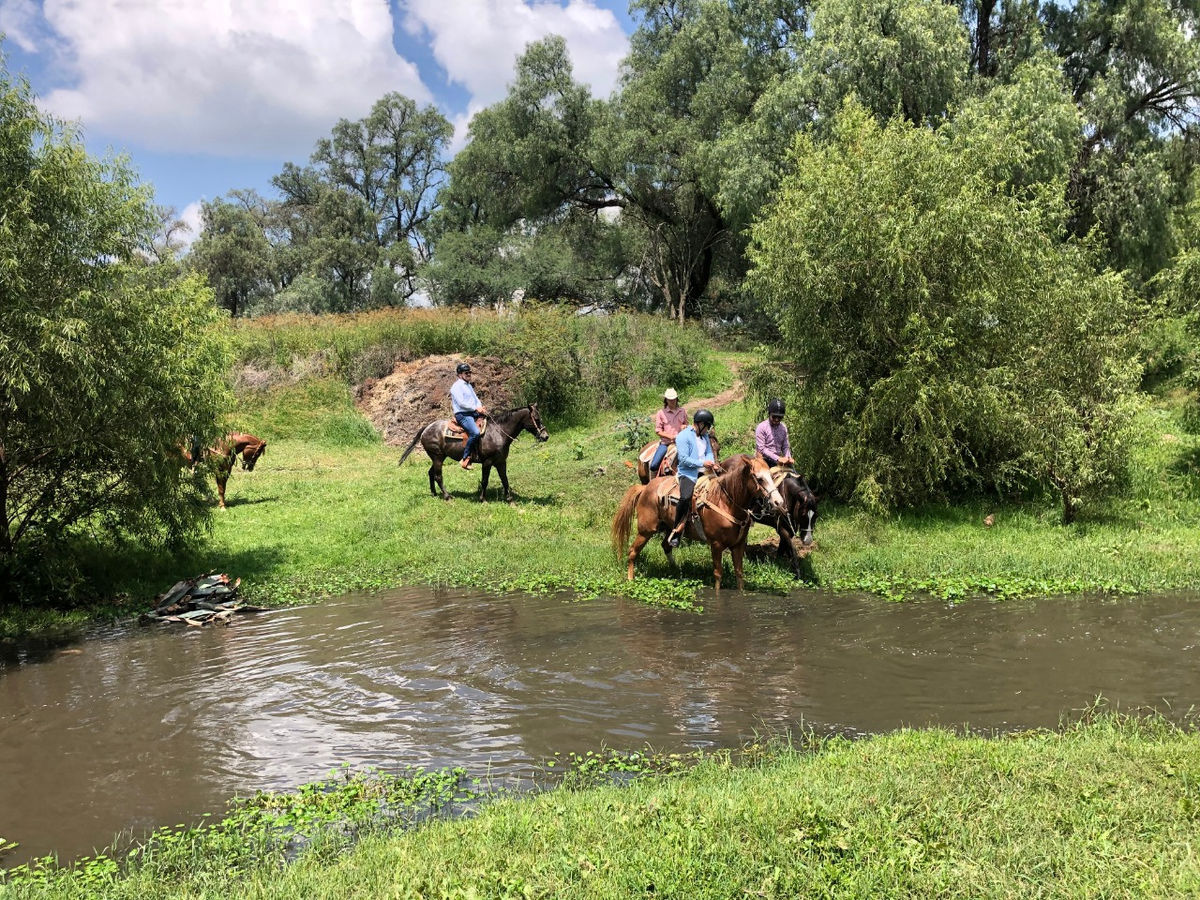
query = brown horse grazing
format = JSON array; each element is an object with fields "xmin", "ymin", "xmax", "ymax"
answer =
[
  {"xmin": 612, "ymin": 454, "xmax": 787, "ymax": 591},
  {"xmin": 183, "ymin": 432, "xmax": 267, "ymax": 510},
  {"xmin": 397, "ymin": 405, "xmax": 549, "ymax": 502}
]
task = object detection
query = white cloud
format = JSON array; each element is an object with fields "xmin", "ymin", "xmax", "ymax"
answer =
[
  {"xmin": 37, "ymin": 0, "xmax": 430, "ymax": 159},
  {"xmin": 0, "ymin": 0, "xmax": 44, "ymax": 52},
  {"xmin": 179, "ymin": 200, "xmax": 205, "ymax": 248},
  {"xmin": 403, "ymin": 0, "xmax": 628, "ymax": 110}
]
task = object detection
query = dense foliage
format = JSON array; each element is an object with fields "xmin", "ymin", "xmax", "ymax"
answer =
[
  {"xmin": 748, "ymin": 102, "xmax": 1144, "ymax": 519},
  {"xmin": 0, "ymin": 69, "xmax": 232, "ymax": 599}
]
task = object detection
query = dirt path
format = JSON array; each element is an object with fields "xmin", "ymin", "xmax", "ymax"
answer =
[{"xmin": 686, "ymin": 355, "xmax": 746, "ymax": 411}]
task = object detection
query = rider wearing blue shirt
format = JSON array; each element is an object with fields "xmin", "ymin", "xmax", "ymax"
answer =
[
  {"xmin": 450, "ymin": 362, "xmax": 487, "ymax": 469},
  {"xmin": 668, "ymin": 408, "xmax": 719, "ymax": 547}
]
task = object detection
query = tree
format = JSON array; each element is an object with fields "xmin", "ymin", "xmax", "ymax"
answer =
[
  {"xmin": 748, "ymin": 102, "xmax": 1142, "ymax": 520},
  {"xmin": 1042, "ymin": 0, "xmax": 1200, "ymax": 282},
  {"xmin": 188, "ymin": 197, "xmax": 274, "ymax": 317},
  {"xmin": 0, "ymin": 66, "xmax": 232, "ymax": 596},
  {"xmin": 311, "ymin": 93, "xmax": 452, "ymax": 301}
]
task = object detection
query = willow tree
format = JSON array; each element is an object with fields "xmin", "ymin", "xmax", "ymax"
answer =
[
  {"xmin": 0, "ymin": 65, "xmax": 231, "ymax": 598},
  {"xmin": 748, "ymin": 102, "xmax": 1143, "ymax": 520}
]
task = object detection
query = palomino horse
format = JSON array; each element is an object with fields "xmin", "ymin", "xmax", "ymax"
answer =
[
  {"xmin": 183, "ymin": 432, "xmax": 267, "ymax": 510},
  {"xmin": 612, "ymin": 454, "xmax": 787, "ymax": 591},
  {"xmin": 397, "ymin": 405, "xmax": 549, "ymax": 502},
  {"xmin": 752, "ymin": 469, "xmax": 819, "ymax": 574}
]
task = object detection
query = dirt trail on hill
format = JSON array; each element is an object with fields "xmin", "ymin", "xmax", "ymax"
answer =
[{"xmin": 685, "ymin": 356, "xmax": 746, "ymax": 411}]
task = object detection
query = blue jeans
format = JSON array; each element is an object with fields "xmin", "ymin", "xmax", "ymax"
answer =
[
  {"xmin": 455, "ymin": 412, "xmax": 481, "ymax": 460},
  {"xmin": 650, "ymin": 441, "xmax": 669, "ymax": 474}
]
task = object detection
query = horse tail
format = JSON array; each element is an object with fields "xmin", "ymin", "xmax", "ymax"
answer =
[
  {"xmin": 397, "ymin": 422, "xmax": 430, "ymax": 466},
  {"xmin": 611, "ymin": 483, "xmax": 645, "ymax": 561}
]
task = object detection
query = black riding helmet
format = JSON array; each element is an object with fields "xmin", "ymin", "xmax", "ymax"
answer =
[
  {"xmin": 456, "ymin": 362, "xmax": 472, "ymax": 375},
  {"xmin": 693, "ymin": 408, "xmax": 715, "ymax": 428},
  {"xmin": 768, "ymin": 398, "xmax": 785, "ymax": 417}
]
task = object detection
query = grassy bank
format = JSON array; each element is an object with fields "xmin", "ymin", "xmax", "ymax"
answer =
[
  {"xmin": 5, "ymin": 714, "xmax": 1199, "ymax": 898},
  {"xmin": 67, "ymin": 377, "xmax": 1200, "ymax": 616},
  {"xmin": 3, "ymin": 319, "xmax": 1200, "ymax": 639}
]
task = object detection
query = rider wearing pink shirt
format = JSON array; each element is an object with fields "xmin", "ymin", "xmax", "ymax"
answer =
[
  {"xmin": 651, "ymin": 388, "xmax": 689, "ymax": 476},
  {"xmin": 755, "ymin": 398, "xmax": 794, "ymax": 468}
]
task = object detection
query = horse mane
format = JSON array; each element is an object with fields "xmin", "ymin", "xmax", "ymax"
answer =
[
  {"xmin": 713, "ymin": 454, "xmax": 756, "ymax": 510},
  {"xmin": 489, "ymin": 406, "xmax": 529, "ymax": 424}
]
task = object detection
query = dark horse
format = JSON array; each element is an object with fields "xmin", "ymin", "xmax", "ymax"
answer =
[
  {"xmin": 183, "ymin": 432, "xmax": 267, "ymax": 510},
  {"xmin": 752, "ymin": 469, "xmax": 818, "ymax": 574},
  {"xmin": 611, "ymin": 454, "xmax": 786, "ymax": 592},
  {"xmin": 397, "ymin": 405, "xmax": 549, "ymax": 502}
]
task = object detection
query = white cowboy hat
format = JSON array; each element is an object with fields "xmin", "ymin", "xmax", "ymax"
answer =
[{"xmin": 663, "ymin": 388, "xmax": 679, "ymax": 401}]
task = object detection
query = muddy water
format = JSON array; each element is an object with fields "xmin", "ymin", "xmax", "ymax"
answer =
[{"xmin": 2, "ymin": 587, "xmax": 1198, "ymax": 865}]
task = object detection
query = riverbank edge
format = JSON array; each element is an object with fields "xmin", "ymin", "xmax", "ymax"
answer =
[{"xmin": 4, "ymin": 712, "xmax": 1198, "ymax": 898}]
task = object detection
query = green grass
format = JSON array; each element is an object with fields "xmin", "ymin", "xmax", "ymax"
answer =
[
  {"xmin": 4, "ymin": 348, "xmax": 1200, "ymax": 640},
  {"xmin": 6, "ymin": 714, "xmax": 1199, "ymax": 898}
]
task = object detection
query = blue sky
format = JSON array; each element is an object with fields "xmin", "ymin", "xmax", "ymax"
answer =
[{"xmin": 0, "ymin": 0, "xmax": 636, "ymax": 239}]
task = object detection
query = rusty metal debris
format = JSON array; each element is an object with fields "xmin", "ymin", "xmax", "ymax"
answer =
[{"xmin": 140, "ymin": 573, "xmax": 264, "ymax": 626}]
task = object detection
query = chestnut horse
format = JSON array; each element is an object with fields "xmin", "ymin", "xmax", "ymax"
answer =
[
  {"xmin": 611, "ymin": 454, "xmax": 786, "ymax": 591},
  {"xmin": 183, "ymin": 432, "xmax": 267, "ymax": 509}
]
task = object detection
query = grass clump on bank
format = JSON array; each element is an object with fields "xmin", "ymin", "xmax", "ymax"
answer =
[{"xmin": 5, "ymin": 714, "xmax": 1199, "ymax": 898}]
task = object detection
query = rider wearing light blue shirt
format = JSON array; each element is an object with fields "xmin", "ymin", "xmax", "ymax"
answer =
[
  {"xmin": 450, "ymin": 362, "xmax": 486, "ymax": 469},
  {"xmin": 668, "ymin": 408, "xmax": 718, "ymax": 547}
]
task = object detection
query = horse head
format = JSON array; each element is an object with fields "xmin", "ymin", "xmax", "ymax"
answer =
[
  {"xmin": 786, "ymin": 474, "xmax": 818, "ymax": 546},
  {"xmin": 232, "ymin": 434, "xmax": 267, "ymax": 471},
  {"xmin": 526, "ymin": 404, "xmax": 549, "ymax": 442},
  {"xmin": 746, "ymin": 455, "xmax": 788, "ymax": 517}
]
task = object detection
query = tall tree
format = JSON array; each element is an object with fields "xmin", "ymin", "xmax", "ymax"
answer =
[
  {"xmin": 311, "ymin": 93, "xmax": 451, "ymax": 302},
  {"xmin": 1043, "ymin": 0, "xmax": 1200, "ymax": 281},
  {"xmin": 188, "ymin": 198, "xmax": 274, "ymax": 317},
  {"xmin": 748, "ymin": 102, "xmax": 1143, "ymax": 520},
  {"xmin": 0, "ymin": 65, "xmax": 231, "ymax": 594}
]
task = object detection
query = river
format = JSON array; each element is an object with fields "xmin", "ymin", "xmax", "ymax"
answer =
[{"xmin": 1, "ymin": 586, "xmax": 1197, "ymax": 865}]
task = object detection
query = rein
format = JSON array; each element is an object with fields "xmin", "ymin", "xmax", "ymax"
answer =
[
  {"xmin": 479, "ymin": 408, "xmax": 528, "ymax": 442},
  {"xmin": 697, "ymin": 467, "xmax": 756, "ymax": 530}
]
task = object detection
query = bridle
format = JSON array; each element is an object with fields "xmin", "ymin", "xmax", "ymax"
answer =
[{"xmin": 482, "ymin": 407, "xmax": 546, "ymax": 442}]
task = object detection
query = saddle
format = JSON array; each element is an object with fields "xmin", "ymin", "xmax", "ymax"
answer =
[
  {"xmin": 654, "ymin": 473, "xmax": 714, "ymax": 511},
  {"xmin": 638, "ymin": 440, "xmax": 678, "ymax": 477},
  {"xmin": 445, "ymin": 417, "xmax": 487, "ymax": 440},
  {"xmin": 769, "ymin": 464, "xmax": 796, "ymax": 492}
]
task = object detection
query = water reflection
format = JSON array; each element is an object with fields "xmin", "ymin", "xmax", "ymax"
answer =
[{"xmin": 0, "ymin": 587, "xmax": 1197, "ymax": 865}]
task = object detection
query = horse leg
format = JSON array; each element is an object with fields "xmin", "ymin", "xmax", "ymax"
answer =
[
  {"xmin": 624, "ymin": 535, "xmax": 652, "ymax": 585},
  {"xmin": 662, "ymin": 536, "xmax": 677, "ymax": 567},
  {"xmin": 478, "ymin": 461, "xmax": 492, "ymax": 502},
  {"xmin": 710, "ymin": 543, "xmax": 724, "ymax": 593},
  {"xmin": 430, "ymin": 458, "xmax": 450, "ymax": 501},
  {"xmin": 496, "ymin": 459, "xmax": 513, "ymax": 503},
  {"xmin": 732, "ymin": 543, "xmax": 746, "ymax": 591},
  {"xmin": 215, "ymin": 473, "xmax": 228, "ymax": 510}
]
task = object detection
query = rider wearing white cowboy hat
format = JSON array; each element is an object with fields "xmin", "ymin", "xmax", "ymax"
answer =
[{"xmin": 651, "ymin": 387, "xmax": 688, "ymax": 477}]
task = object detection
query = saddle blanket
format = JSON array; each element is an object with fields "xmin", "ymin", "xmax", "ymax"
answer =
[
  {"xmin": 654, "ymin": 473, "xmax": 714, "ymax": 508},
  {"xmin": 444, "ymin": 417, "xmax": 487, "ymax": 440}
]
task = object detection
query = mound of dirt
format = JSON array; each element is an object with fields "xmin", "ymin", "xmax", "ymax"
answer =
[{"xmin": 355, "ymin": 354, "xmax": 519, "ymax": 446}]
